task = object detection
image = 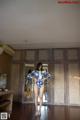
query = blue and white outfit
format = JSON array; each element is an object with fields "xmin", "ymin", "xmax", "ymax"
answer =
[{"xmin": 26, "ymin": 70, "xmax": 51, "ymax": 88}]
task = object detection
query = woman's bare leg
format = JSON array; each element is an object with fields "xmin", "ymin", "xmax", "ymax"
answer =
[
  {"xmin": 34, "ymin": 84, "xmax": 38, "ymax": 115},
  {"xmin": 39, "ymin": 85, "xmax": 44, "ymax": 114}
]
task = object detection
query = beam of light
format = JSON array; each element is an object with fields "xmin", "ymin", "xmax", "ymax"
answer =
[{"xmin": 73, "ymin": 76, "xmax": 80, "ymax": 80}]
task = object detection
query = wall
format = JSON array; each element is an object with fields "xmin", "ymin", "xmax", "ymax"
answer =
[
  {"xmin": 11, "ymin": 48, "xmax": 80, "ymax": 105},
  {"xmin": 0, "ymin": 52, "xmax": 12, "ymax": 89}
]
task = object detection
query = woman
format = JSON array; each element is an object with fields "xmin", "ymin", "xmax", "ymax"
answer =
[
  {"xmin": 33, "ymin": 62, "xmax": 45, "ymax": 116},
  {"xmin": 27, "ymin": 62, "xmax": 51, "ymax": 116}
]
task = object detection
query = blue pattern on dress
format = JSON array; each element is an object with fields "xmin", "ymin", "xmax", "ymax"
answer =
[{"xmin": 26, "ymin": 70, "xmax": 51, "ymax": 88}]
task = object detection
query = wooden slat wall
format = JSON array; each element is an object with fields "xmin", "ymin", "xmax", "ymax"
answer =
[
  {"xmin": 10, "ymin": 64, "xmax": 20, "ymax": 102},
  {"xmin": 39, "ymin": 50, "xmax": 49, "ymax": 61},
  {"xmin": 54, "ymin": 49, "xmax": 63, "ymax": 60},
  {"xmin": 48, "ymin": 63, "xmax": 54, "ymax": 104},
  {"xmin": 54, "ymin": 64, "xmax": 64, "ymax": 104},
  {"xmin": 11, "ymin": 48, "xmax": 80, "ymax": 105},
  {"xmin": 68, "ymin": 64, "xmax": 80, "ymax": 105},
  {"xmin": 26, "ymin": 50, "xmax": 35, "ymax": 61}
]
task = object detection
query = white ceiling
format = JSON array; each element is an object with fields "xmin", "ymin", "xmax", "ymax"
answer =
[{"xmin": 0, "ymin": 0, "xmax": 80, "ymax": 49}]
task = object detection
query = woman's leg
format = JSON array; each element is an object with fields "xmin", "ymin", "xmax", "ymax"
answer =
[
  {"xmin": 34, "ymin": 84, "xmax": 38, "ymax": 115},
  {"xmin": 39, "ymin": 85, "xmax": 44, "ymax": 113}
]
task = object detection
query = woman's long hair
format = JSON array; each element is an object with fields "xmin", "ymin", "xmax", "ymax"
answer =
[{"xmin": 36, "ymin": 62, "xmax": 43, "ymax": 71}]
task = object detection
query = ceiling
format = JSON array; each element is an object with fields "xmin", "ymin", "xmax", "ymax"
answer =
[{"xmin": 0, "ymin": 0, "xmax": 80, "ymax": 49}]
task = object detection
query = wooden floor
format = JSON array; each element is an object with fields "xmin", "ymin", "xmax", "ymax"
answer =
[{"xmin": 10, "ymin": 103, "xmax": 80, "ymax": 120}]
